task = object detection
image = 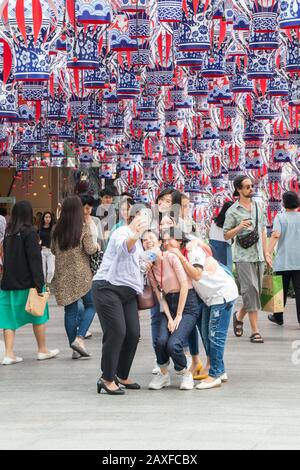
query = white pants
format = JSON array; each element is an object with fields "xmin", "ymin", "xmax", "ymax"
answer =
[{"xmin": 41, "ymin": 247, "xmax": 55, "ymax": 284}]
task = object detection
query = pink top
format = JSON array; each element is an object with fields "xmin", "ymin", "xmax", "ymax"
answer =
[{"xmin": 148, "ymin": 252, "xmax": 193, "ymax": 294}]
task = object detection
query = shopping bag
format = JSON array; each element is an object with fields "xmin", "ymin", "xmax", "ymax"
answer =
[{"xmin": 261, "ymin": 275, "xmax": 284, "ymax": 313}]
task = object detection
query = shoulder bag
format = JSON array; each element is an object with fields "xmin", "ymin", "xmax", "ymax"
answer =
[{"xmin": 237, "ymin": 202, "xmax": 260, "ymax": 249}]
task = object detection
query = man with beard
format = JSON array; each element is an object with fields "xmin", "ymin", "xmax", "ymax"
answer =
[{"xmin": 223, "ymin": 176, "xmax": 269, "ymax": 344}]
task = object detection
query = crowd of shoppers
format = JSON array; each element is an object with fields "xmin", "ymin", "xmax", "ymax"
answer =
[{"xmin": 0, "ymin": 179, "xmax": 299, "ymax": 396}]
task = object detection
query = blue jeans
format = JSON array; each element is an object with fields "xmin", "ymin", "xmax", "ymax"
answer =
[
  {"xmin": 188, "ymin": 302, "xmax": 205, "ymax": 356},
  {"xmin": 209, "ymin": 240, "xmax": 233, "ymax": 272},
  {"xmin": 64, "ymin": 290, "xmax": 96, "ymax": 346},
  {"xmin": 200, "ymin": 301, "xmax": 234, "ymax": 378},
  {"xmin": 150, "ymin": 303, "xmax": 162, "ymax": 350},
  {"xmin": 155, "ymin": 289, "xmax": 200, "ymax": 372}
]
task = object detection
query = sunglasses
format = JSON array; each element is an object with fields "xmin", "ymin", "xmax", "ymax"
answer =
[{"xmin": 242, "ymin": 184, "xmax": 254, "ymax": 190}]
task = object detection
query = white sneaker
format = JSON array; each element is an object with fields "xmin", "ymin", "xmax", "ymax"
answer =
[
  {"xmin": 149, "ymin": 371, "xmax": 171, "ymax": 390},
  {"xmin": 179, "ymin": 372, "xmax": 194, "ymax": 391},
  {"xmin": 2, "ymin": 356, "xmax": 23, "ymax": 366},
  {"xmin": 72, "ymin": 351, "xmax": 81, "ymax": 360},
  {"xmin": 37, "ymin": 349, "xmax": 60, "ymax": 361},
  {"xmin": 220, "ymin": 373, "xmax": 228, "ymax": 383},
  {"xmin": 152, "ymin": 361, "xmax": 160, "ymax": 375},
  {"xmin": 196, "ymin": 378, "xmax": 222, "ymax": 390}
]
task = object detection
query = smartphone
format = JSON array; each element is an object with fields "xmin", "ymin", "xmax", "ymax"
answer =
[{"xmin": 140, "ymin": 208, "xmax": 153, "ymax": 226}]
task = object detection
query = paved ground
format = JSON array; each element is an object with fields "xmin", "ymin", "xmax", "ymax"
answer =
[{"xmin": 1, "ymin": 296, "xmax": 300, "ymax": 450}]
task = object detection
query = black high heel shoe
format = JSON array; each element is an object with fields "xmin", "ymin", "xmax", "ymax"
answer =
[
  {"xmin": 115, "ymin": 377, "xmax": 141, "ymax": 390},
  {"xmin": 97, "ymin": 379, "xmax": 125, "ymax": 395}
]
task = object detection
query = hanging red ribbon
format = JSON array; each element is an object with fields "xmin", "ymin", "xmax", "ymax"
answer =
[
  {"xmin": 66, "ymin": 0, "xmax": 76, "ymax": 29},
  {"xmin": 35, "ymin": 101, "xmax": 41, "ymax": 122},
  {"xmin": 165, "ymin": 33, "xmax": 172, "ymax": 66},
  {"xmin": 0, "ymin": 38, "xmax": 12, "ymax": 83},
  {"xmin": 218, "ymin": 19, "xmax": 227, "ymax": 49},
  {"xmin": 16, "ymin": 0, "xmax": 27, "ymax": 44},
  {"xmin": 157, "ymin": 33, "xmax": 163, "ymax": 65},
  {"xmin": 32, "ymin": 0, "xmax": 42, "ymax": 46}
]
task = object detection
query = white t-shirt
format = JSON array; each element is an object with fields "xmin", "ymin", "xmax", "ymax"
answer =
[
  {"xmin": 188, "ymin": 247, "xmax": 239, "ymax": 307},
  {"xmin": 209, "ymin": 220, "xmax": 231, "ymax": 245}
]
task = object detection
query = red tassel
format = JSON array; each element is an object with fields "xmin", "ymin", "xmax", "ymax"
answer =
[
  {"xmin": 260, "ymin": 79, "xmax": 267, "ymax": 96},
  {"xmin": 133, "ymin": 166, "xmax": 137, "ymax": 186},
  {"xmin": 66, "ymin": 0, "xmax": 76, "ymax": 29},
  {"xmin": 193, "ymin": 0, "xmax": 200, "ymax": 15},
  {"xmin": 168, "ymin": 164, "xmax": 173, "ymax": 182},
  {"xmin": 74, "ymin": 70, "xmax": 80, "ymax": 95},
  {"xmin": 157, "ymin": 33, "xmax": 163, "ymax": 65},
  {"xmin": 165, "ymin": 33, "xmax": 172, "ymax": 66},
  {"xmin": 0, "ymin": 39, "xmax": 12, "ymax": 84},
  {"xmin": 218, "ymin": 19, "xmax": 227, "ymax": 49},
  {"xmin": 246, "ymin": 94, "xmax": 253, "ymax": 117},
  {"xmin": 204, "ymin": 0, "xmax": 210, "ymax": 14},
  {"xmin": 182, "ymin": 0, "xmax": 188, "ymax": 16},
  {"xmin": 32, "ymin": 0, "xmax": 42, "ymax": 46},
  {"xmin": 16, "ymin": 0, "xmax": 27, "ymax": 44},
  {"xmin": 36, "ymin": 101, "xmax": 41, "ymax": 122}
]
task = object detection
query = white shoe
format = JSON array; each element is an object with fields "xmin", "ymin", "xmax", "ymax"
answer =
[
  {"xmin": 72, "ymin": 351, "xmax": 81, "ymax": 360},
  {"xmin": 149, "ymin": 371, "xmax": 171, "ymax": 390},
  {"xmin": 220, "ymin": 373, "xmax": 228, "ymax": 383},
  {"xmin": 2, "ymin": 356, "xmax": 23, "ymax": 366},
  {"xmin": 152, "ymin": 361, "xmax": 160, "ymax": 375},
  {"xmin": 196, "ymin": 378, "xmax": 222, "ymax": 390},
  {"xmin": 180, "ymin": 372, "xmax": 194, "ymax": 390},
  {"xmin": 37, "ymin": 349, "xmax": 60, "ymax": 361}
]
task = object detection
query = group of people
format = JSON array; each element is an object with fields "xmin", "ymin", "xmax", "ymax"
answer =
[{"xmin": 0, "ymin": 176, "xmax": 300, "ymax": 395}]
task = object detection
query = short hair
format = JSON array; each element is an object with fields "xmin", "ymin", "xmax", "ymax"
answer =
[
  {"xmin": 80, "ymin": 195, "xmax": 95, "ymax": 207},
  {"xmin": 156, "ymin": 189, "xmax": 175, "ymax": 204},
  {"xmin": 100, "ymin": 187, "xmax": 117, "ymax": 199},
  {"xmin": 0, "ymin": 207, "xmax": 7, "ymax": 217},
  {"xmin": 282, "ymin": 191, "xmax": 300, "ymax": 210},
  {"xmin": 233, "ymin": 175, "xmax": 251, "ymax": 197}
]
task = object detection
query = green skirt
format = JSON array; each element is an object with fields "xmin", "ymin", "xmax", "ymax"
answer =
[{"xmin": 0, "ymin": 289, "xmax": 49, "ymax": 330}]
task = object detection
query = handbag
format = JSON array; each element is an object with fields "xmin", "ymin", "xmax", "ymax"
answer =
[
  {"xmin": 137, "ymin": 283, "xmax": 156, "ymax": 311},
  {"xmin": 25, "ymin": 288, "xmax": 50, "ymax": 317},
  {"xmin": 237, "ymin": 202, "xmax": 259, "ymax": 249},
  {"xmin": 90, "ymin": 250, "xmax": 103, "ymax": 275}
]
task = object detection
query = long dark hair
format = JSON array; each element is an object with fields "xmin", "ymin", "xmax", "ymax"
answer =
[
  {"xmin": 40, "ymin": 211, "xmax": 55, "ymax": 231},
  {"xmin": 6, "ymin": 200, "xmax": 33, "ymax": 236},
  {"xmin": 214, "ymin": 202, "xmax": 234, "ymax": 228},
  {"xmin": 53, "ymin": 196, "xmax": 83, "ymax": 251}
]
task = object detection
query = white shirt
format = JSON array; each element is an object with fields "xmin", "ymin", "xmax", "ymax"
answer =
[
  {"xmin": 93, "ymin": 226, "xmax": 144, "ymax": 294},
  {"xmin": 209, "ymin": 220, "xmax": 231, "ymax": 245},
  {"xmin": 188, "ymin": 247, "xmax": 239, "ymax": 306},
  {"xmin": 0, "ymin": 215, "xmax": 6, "ymax": 243}
]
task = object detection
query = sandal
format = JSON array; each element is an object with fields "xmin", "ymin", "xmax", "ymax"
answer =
[
  {"xmin": 233, "ymin": 311, "xmax": 244, "ymax": 337},
  {"xmin": 250, "ymin": 333, "xmax": 264, "ymax": 344}
]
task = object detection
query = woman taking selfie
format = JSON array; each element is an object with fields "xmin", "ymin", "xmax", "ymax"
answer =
[{"xmin": 92, "ymin": 207, "xmax": 149, "ymax": 396}]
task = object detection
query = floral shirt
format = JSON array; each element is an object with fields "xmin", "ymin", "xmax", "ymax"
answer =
[{"xmin": 223, "ymin": 200, "xmax": 267, "ymax": 263}]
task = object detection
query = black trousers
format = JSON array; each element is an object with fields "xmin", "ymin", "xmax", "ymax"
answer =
[
  {"xmin": 92, "ymin": 281, "xmax": 140, "ymax": 382},
  {"xmin": 274, "ymin": 271, "xmax": 300, "ymax": 324}
]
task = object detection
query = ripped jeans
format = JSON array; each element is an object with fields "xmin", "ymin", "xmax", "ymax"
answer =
[{"xmin": 201, "ymin": 301, "xmax": 234, "ymax": 378}]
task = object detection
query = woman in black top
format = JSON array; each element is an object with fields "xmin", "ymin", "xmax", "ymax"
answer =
[
  {"xmin": 38, "ymin": 212, "xmax": 56, "ymax": 285},
  {"xmin": 0, "ymin": 201, "xmax": 59, "ymax": 366}
]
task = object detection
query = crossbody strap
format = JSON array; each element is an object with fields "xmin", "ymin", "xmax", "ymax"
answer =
[{"xmin": 255, "ymin": 202, "xmax": 258, "ymax": 230}]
